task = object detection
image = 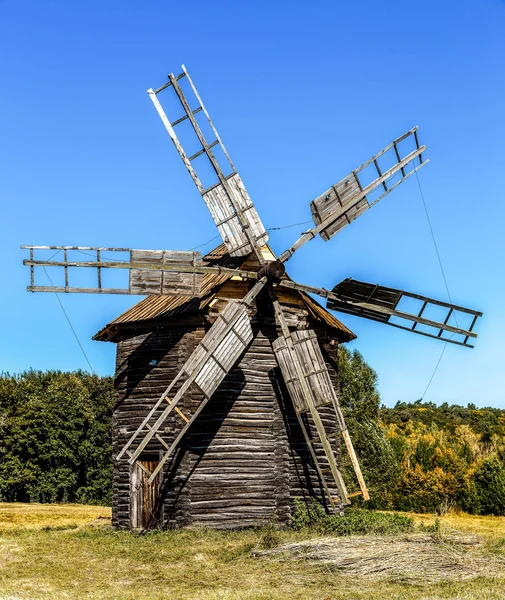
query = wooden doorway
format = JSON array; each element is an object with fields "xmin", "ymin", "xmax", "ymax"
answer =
[{"xmin": 131, "ymin": 454, "xmax": 162, "ymax": 529}]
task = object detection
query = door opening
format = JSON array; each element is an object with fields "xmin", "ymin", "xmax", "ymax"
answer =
[{"xmin": 131, "ymin": 454, "xmax": 162, "ymax": 529}]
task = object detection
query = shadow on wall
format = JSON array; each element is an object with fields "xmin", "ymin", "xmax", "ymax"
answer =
[
  {"xmin": 156, "ymin": 367, "xmax": 247, "ymax": 527},
  {"xmin": 269, "ymin": 367, "xmax": 331, "ymax": 512},
  {"xmin": 114, "ymin": 328, "xmax": 188, "ymax": 409}
]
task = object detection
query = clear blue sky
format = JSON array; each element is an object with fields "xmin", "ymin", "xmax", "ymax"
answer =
[{"xmin": 1, "ymin": 0, "xmax": 503, "ymax": 407}]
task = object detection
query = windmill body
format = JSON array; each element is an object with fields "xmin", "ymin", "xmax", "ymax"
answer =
[
  {"xmin": 97, "ymin": 245, "xmax": 354, "ymax": 529},
  {"xmin": 23, "ymin": 66, "xmax": 482, "ymax": 530}
]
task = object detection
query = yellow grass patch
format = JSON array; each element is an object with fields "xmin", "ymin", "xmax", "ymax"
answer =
[{"xmin": 0, "ymin": 503, "xmax": 111, "ymax": 530}]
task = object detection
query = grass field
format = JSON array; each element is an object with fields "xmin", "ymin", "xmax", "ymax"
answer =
[{"xmin": 0, "ymin": 503, "xmax": 504, "ymax": 599}]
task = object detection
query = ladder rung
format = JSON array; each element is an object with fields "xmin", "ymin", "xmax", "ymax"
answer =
[
  {"xmin": 308, "ymin": 432, "xmax": 338, "ymax": 445},
  {"xmin": 189, "ymin": 139, "xmax": 219, "ymax": 161},
  {"xmin": 171, "ymin": 106, "xmax": 203, "ymax": 127},
  {"xmin": 332, "ymin": 491, "xmax": 363, "ymax": 503},
  {"xmin": 393, "ymin": 141, "xmax": 406, "ymax": 177},
  {"xmin": 414, "ymin": 129, "xmax": 423, "ymax": 163},
  {"xmin": 153, "ymin": 72, "xmax": 186, "ymax": 95},
  {"xmin": 297, "ymin": 400, "xmax": 333, "ymax": 415}
]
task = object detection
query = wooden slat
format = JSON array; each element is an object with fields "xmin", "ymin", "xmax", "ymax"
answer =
[
  {"xmin": 203, "ymin": 173, "xmax": 268, "ymax": 257},
  {"xmin": 130, "ymin": 250, "xmax": 203, "ymax": 297}
]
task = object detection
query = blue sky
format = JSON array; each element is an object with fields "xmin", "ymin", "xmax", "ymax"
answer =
[{"xmin": 1, "ymin": 0, "xmax": 503, "ymax": 407}]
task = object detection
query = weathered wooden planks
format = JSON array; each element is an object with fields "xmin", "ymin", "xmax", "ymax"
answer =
[
  {"xmin": 111, "ymin": 322, "xmax": 345, "ymax": 530},
  {"xmin": 203, "ymin": 173, "xmax": 268, "ymax": 257},
  {"xmin": 273, "ymin": 330, "xmax": 335, "ymax": 413},
  {"xmin": 130, "ymin": 250, "xmax": 203, "ymax": 297},
  {"xmin": 183, "ymin": 300, "xmax": 253, "ymax": 398}
]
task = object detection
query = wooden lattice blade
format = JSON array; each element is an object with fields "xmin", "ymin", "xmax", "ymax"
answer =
[
  {"xmin": 326, "ymin": 278, "xmax": 482, "ymax": 348},
  {"xmin": 148, "ymin": 67, "xmax": 268, "ymax": 258},
  {"xmin": 22, "ymin": 246, "xmax": 259, "ymax": 296},
  {"xmin": 278, "ymin": 128, "xmax": 429, "ymax": 263},
  {"xmin": 310, "ymin": 127, "xmax": 427, "ymax": 242},
  {"xmin": 270, "ymin": 306, "xmax": 368, "ymax": 504}
]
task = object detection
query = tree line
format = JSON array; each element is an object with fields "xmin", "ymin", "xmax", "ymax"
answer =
[{"xmin": 0, "ymin": 354, "xmax": 504, "ymax": 515}]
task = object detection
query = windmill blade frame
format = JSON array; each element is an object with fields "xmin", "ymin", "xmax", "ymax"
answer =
[
  {"xmin": 278, "ymin": 279, "xmax": 482, "ymax": 348},
  {"xmin": 268, "ymin": 286, "xmax": 369, "ymax": 505},
  {"xmin": 279, "ymin": 127, "xmax": 429, "ymax": 263},
  {"xmin": 22, "ymin": 245, "xmax": 258, "ymax": 296},
  {"xmin": 116, "ymin": 277, "xmax": 268, "ymax": 481},
  {"xmin": 148, "ymin": 66, "xmax": 268, "ymax": 260}
]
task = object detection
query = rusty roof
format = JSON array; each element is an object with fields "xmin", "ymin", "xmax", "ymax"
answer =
[{"xmin": 93, "ymin": 244, "xmax": 356, "ymax": 342}]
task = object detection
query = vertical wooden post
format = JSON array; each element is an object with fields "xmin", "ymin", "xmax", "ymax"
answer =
[
  {"xmin": 30, "ymin": 248, "xmax": 34, "ymax": 289},
  {"xmin": 64, "ymin": 249, "xmax": 68, "ymax": 290},
  {"xmin": 97, "ymin": 250, "xmax": 102, "ymax": 291}
]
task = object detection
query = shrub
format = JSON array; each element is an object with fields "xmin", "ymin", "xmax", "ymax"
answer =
[
  {"xmin": 290, "ymin": 500, "xmax": 414, "ymax": 535},
  {"xmin": 467, "ymin": 456, "xmax": 505, "ymax": 516}
]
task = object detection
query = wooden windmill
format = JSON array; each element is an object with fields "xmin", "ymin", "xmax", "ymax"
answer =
[{"xmin": 23, "ymin": 66, "xmax": 482, "ymax": 527}]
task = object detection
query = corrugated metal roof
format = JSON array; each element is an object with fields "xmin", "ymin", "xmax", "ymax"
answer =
[
  {"xmin": 94, "ymin": 244, "xmax": 355, "ymax": 342},
  {"xmin": 301, "ymin": 292, "xmax": 356, "ymax": 340}
]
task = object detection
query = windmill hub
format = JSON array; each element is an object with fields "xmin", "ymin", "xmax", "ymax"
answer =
[{"xmin": 258, "ymin": 260, "xmax": 285, "ymax": 282}]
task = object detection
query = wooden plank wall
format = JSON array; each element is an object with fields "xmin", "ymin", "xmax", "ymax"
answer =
[
  {"xmin": 112, "ymin": 319, "xmax": 343, "ymax": 529},
  {"xmin": 112, "ymin": 324, "xmax": 204, "ymax": 529}
]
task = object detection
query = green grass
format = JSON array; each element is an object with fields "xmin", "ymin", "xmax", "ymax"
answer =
[
  {"xmin": 0, "ymin": 503, "xmax": 504, "ymax": 599},
  {"xmin": 290, "ymin": 500, "xmax": 415, "ymax": 534}
]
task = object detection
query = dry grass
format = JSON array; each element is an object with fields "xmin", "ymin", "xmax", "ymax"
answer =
[
  {"xmin": 255, "ymin": 531, "xmax": 502, "ymax": 584},
  {"xmin": 407, "ymin": 510, "xmax": 505, "ymax": 540},
  {"xmin": 0, "ymin": 503, "xmax": 111, "ymax": 530},
  {"xmin": 0, "ymin": 503, "xmax": 504, "ymax": 599}
]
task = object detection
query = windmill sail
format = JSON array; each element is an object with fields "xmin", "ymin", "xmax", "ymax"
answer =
[
  {"xmin": 279, "ymin": 128, "xmax": 429, "ymax": 263},
  {"xmin": 22, "ymin": 246, "xmax": 207, "ymax": 297},
  {"xmin": 273, "ymin": 329, "xmax": 369, "ymax": 503},
  {"xmin": 310, "ymin": 127, "xmax": 427, "ymax": 241},
  {"xmin": 148, "ymin": 66, "xmax": 268, "ymax": 258},
  {"xmin": 117, "ymin": 277, "xmax": 267, "ymax": 483},
  {"xmin": 326, "ymin": 278, "xmax": 482, "ymax": 347}
]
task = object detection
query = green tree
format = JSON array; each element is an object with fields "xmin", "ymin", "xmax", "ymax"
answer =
[
  {"xmin": 0, "ymin": 370, "xmax": 114, "ymax": 505},
  {"xmin": 469, "ymin": 456, "xmax": 505, "ymax": 516},
  {"xmin": 337, "ymin": 347, "xmax": 400, "ymax": 508}
]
